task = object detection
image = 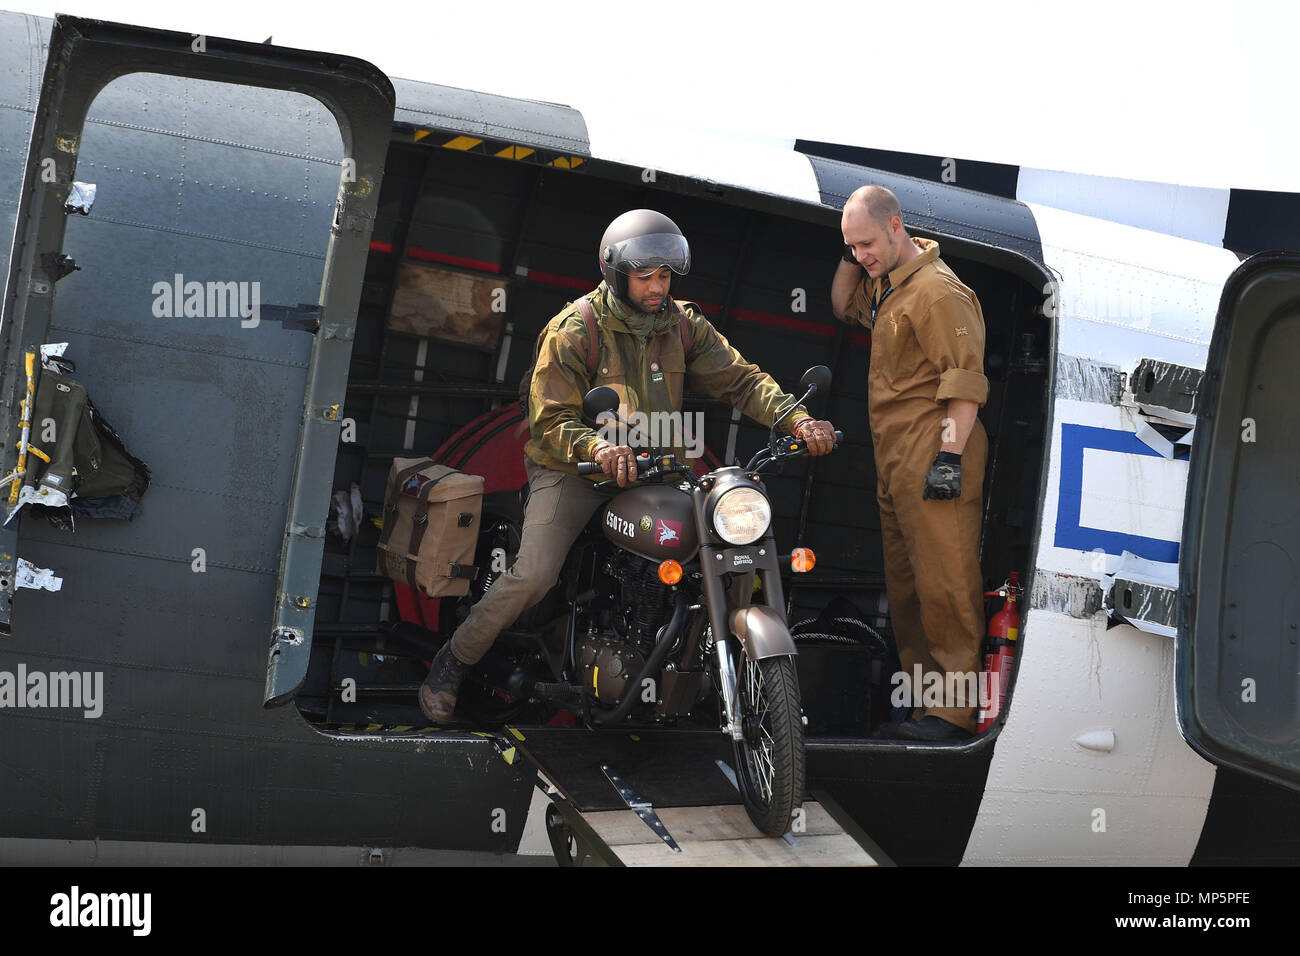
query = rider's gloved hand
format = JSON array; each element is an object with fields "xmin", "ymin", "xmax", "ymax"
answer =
[
  {"xmin": 793, "ymin": 418, "xmax": 837, "ymax": 456},
  {"xmin": 922, "ymin": 451, "xmax": 962, "ymax": 499},
  {"xmin": 592, "ymin": 441, "xmax": 638, "ymax": 487}
]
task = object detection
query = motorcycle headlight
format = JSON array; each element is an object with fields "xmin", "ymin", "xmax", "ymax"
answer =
[{"xmin": 712, "ymin": 487, "xmax": 771, "ymax": 546}]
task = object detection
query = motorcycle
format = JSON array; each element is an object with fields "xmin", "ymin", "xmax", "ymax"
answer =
[{"xmin": 450, "ymin": 366, "xmax": 841, "ymax": 838}]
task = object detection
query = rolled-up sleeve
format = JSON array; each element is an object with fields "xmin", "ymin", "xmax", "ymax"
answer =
[{"xmin": 914, "ymin": 292, "xmax": 989, "ymax": 406}]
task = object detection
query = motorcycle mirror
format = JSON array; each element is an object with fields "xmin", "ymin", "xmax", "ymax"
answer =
[
  {"xmin": 801, "ymin": 365, "xmax": 832, "ymax": 394},
  {"xmin": 583, "ymin": 386, "xmax": 621, "ymax": 422},
  {"xmin": 769, "ymin": 365, "xmax": 833, "ymax": 439}
]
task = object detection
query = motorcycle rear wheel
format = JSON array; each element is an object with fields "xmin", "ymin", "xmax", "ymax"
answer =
[{"xmin": 732, "ymin": 654, "xmax": 805, "ymax": 838}]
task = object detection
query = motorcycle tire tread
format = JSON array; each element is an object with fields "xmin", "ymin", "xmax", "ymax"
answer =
[{"xmin": 735, "ymin": 655, "xmax": 806, "ymax": 838}]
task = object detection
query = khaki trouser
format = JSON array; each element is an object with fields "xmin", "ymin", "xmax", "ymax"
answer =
[
  {"xmin": 877, "ymin": 422, "xmax": 988, "ymax": 733},
  {"xmin": 449, "ymin": 457, "xmax": 607, "ymax": 666}
]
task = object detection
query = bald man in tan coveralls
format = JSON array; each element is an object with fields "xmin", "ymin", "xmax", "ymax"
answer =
[{"xmin": 831, "ymin": 186, "xmax": 988, "ymax": 740}]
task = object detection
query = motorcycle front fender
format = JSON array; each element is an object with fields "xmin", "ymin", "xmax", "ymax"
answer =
[{"xmin": 729, "ymin": 605, "xmax": 798, "ymax": 661}]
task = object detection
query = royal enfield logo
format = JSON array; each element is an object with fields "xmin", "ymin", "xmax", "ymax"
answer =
[
  {"xmin": 656, "ymin": 519, "xmax": 682, "ymax": 547},
  {"xmin": 639, "ymin": 515, "xmax": 653, "ymax": 532},
  {"xmin": 732, "ymin": 553, "xmax": 753, "ymax": 567},
  {"xmin": 606, "ymin": 511, "xmax": 636, "ymax": 539}
]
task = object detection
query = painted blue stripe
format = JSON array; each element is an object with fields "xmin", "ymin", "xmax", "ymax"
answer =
[{"xmin": 1054, "ymin": 424, "xmax": 1187, "ymax": 562}]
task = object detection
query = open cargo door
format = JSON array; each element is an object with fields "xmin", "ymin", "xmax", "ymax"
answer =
[
  {"xmin": 1178, "ymin": 252, "xmax": 1300, "ymax": 789},
  {"xmin": 0, "ymin": 16, "xmax": 394, "ymax": 705}
]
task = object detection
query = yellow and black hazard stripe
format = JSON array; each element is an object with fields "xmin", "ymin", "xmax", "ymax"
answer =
[
  {"xmin": 317, "ymin": 721, "xmax": 513, "ymax": 737},
  {"xmin": 320, "ymin": 722, "xmax": 441, "ymax": 735},
  {"xmin": 402, "ymin": 123, "xmax": 586, "ymax": 170}
]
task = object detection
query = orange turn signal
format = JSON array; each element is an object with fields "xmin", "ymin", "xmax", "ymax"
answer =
[
  {"xmin": 658, "ymin": 560, "xmax": 683, "ymax": 585},
  {"xmin": 790, "ymin": 548, "xmax": 816, "ymax": 573}
]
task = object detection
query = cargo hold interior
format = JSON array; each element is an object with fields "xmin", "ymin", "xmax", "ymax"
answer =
[{"xmin": 294, "ymin": 135, "xmax": 1052, "ymax": 741}]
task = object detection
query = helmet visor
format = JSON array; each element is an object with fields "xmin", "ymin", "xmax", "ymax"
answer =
[{"xmin": 606, "ymin": 232, "xmax": 691, "ymax": 277}]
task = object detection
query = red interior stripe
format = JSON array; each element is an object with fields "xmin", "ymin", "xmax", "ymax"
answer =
[
  {"xmin": 525, "ymin": 269, "xmax": 596, "ymax": 291},
  {"xmin": 407, "ymin": 247, "xmax": 502, "ymax": 273},
  {"xmin": 374, "ymin": 247, "xmax": 870, "ymax": 345}
]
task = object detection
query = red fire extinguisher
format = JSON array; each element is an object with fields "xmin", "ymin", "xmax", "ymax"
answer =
[{"xmin": 978, "ymin": 571, "xmax": 1020, "ymax": 733}]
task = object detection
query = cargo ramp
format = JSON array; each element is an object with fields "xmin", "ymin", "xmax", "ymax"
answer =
[{"xmin": 498, "ymin": 726, "xmax": 886, "ymax": 866}]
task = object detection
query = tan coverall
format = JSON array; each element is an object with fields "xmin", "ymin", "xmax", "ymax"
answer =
[
  {"xmin": 843, "ymin": 238, "xmax": 988, "ymax": 732},
  {"xmin": 448, "ymin": 281, "xmax": 810, "ymax": 666}
]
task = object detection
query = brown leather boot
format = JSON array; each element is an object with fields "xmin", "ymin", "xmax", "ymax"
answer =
[{"xmin": 419, "ymin": 642, "xmax": 470, "ymax": 724}]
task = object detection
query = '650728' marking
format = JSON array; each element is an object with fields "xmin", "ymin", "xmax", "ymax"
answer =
[{"xmin": 605, "ymin": 511, "xmax": 635, "ymax": 539}]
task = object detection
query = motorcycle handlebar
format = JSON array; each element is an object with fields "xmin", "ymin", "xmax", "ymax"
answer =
[
  {"xmin": 577, "ymin": 431, "xmax": 844, "ymax": 478},
  {"xmin": 577, "ymin": 454, "xmax": 653, "ymax": 478}
]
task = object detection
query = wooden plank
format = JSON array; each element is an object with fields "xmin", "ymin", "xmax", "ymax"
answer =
[
  {"xmin": 584, "ymin": 802, "xmax": 846, "ymax": 847},
  {"xmin": 613, "ymin": 834, "xmax": 876, "ymax": 867}
]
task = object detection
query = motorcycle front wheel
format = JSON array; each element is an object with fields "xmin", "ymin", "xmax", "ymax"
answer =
[{"xmin": 733, "ymin": 654, "xmax": 805, "ymax": 838}]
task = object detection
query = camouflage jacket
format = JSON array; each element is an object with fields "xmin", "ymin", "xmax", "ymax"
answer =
[{"xmin": 526, "ymin": 282, "xmax": 811, "ymax": 478}]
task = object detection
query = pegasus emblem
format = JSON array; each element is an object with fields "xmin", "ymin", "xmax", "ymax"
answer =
[{"xmin": 656, "ymin": 520, "xmax": 681, "ymax": 546}]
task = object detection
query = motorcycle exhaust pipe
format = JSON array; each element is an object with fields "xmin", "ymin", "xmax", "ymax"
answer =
[{"xmin": 590, "ymin": 592, "xmax": 690, "ymax": 726}]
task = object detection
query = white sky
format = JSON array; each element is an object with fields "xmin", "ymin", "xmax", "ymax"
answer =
[{"xmin": 15, "ymin": 0, "xmax": 1300, "ymax": 192}]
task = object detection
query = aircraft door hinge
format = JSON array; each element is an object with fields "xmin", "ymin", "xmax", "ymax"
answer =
[
  {"xmin": 260, "ymin": 303, "xmax": 323, "ymax": 334},
  {"xmin": 331, "ymin": 197, "xmax": 374, "ymax": 237},
  {"xmin": 1123, "ymin": 358, "xmax": 1202, "ymax": 426},
  {"xmin": 1102, "ymin": 553, "xmax": 1180, "ymax": 638},
  {"xmin": 41, "ymin": 253, "xmax": 80, "ymax": 283}
]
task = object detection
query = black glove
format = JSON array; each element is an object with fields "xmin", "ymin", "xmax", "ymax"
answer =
[
  {"xmin": 923, "ymin": 451, "xmax": 962, "ymax": 500},
  {"xmin": 842, "ymin": 243, "xmax": 858, "ymax": 265}
]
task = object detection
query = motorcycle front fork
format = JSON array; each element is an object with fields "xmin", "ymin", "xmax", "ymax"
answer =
[{"xmin": 714, "ymin": 637, "xmax": 745, "ymax": 742}]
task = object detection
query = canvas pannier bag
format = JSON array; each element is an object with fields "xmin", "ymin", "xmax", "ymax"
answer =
[{"xmin": 376, "ymin": 459, "xmax": 483, "ymax": 597}]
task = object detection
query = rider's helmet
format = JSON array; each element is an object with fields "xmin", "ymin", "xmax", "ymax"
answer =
[{"xmin": 598, "ymin": 209, "xmax": 691, "ymax": 305}]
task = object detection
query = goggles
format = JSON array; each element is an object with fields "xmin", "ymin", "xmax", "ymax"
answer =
[{"xmin": 605, "ymin": 233, "xmax": 691, "ymax": 276}]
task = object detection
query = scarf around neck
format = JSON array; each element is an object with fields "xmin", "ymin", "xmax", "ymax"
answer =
[{"xmin": 599, "ymin": 280, "xmax": 676, "ymax": 338}]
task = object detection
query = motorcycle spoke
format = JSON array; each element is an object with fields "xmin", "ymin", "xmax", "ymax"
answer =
[
  {"xmin": 742, "ymin": 658, "xmax": 776, "ymax": 804},
  {"xmin": 755, "ymin": 737, "xmax": 774, "ymax": 802},
  {"xmin": 730, "ymin": 655, "xmax": 805, "ymax": 838}
]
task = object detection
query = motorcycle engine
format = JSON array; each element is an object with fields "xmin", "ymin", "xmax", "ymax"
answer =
[
  {"xmin": 579, "ymin": 637, "xmax": 646, "ymax": 703},
  {"xmin": 579, "ymin": 552, "xmax": 674, "ymax": 702},
  {"xmin": 614, "ymin": 554, "xmax": 672, "ymax": 649}
]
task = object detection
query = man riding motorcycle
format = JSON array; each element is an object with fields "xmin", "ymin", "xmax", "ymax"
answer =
[{"xmin": 419, "ymin": 208, "xmax": 838, "ymax": 723}]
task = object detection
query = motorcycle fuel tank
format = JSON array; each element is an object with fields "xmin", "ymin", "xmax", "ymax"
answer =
[{"xmin": 601, "ymin": 484, "xmax": 699, "ymax": 562}]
